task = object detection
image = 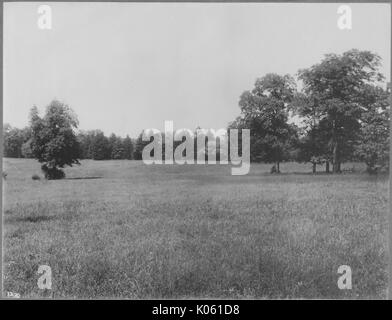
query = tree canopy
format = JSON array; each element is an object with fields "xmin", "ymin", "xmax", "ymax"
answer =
[
  {"xmin": 29, "ymin": 100, "xmax": 80, "ymax": 179},
  {"xmin": 297, "ymin": 49, "xmax": 386, "ymax": 173},
  {"xmin": 4, "ymin": 49, "xmax": 389, "ymax": 175},
  {"xmin": 234, "ymin": 73, "xmax": 298, "ymax": 171}
]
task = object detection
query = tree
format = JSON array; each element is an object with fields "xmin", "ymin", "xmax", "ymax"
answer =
[
  {"xmin": 123, "ymin": 135, "xmax": 134, "ymax": 160},
  {"xmin": 354, "ymin": 85, "xmax": 390, "ymax": 173},
  {"xmin": 291, "ymin": 93, "xmax": 332, "ymax": 173},
  {"xmin": 296, "ymin": 126, "xmax": 329, "ymax": 174},
  {"xmin": 90, "ymin": 131, "xmax": 111, "ymax": 160},
  {"xmin": 77, "ymin": 131, "xmax": 94, "ymax": 159},
  {"xmin": 77, "ymin": 131, "xmax": 134, "ymax": 160},
  {"xmin": 134, "ymin": 131, "xmax": 155, "ymax": 160},
  {"xmin": 109, "ymin": 134, "xmax": 126, "ymax": 159},
  {"xmin": 235, "ymin": 73, "xmax": 297, "ymax": 172},
  {"xmin": 21, "ymin": 139, "xmax": 34, "ymax": 158},
  {"xmin": 108, "ymin": 133, "xmax": 117, "ymax": 159},
  {"xmin": 298, "ymin": 49, "xmax": 384, "ymax": 173},
  {"xmin": 3, "ymin": 124, "xmax": 31, "ymax": 158},
  {"xmin": 29, "ymin": 101, "xmax": 80, "ymax": 179}
]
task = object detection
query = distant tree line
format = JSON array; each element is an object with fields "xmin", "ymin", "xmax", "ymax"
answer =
[
  {"xmin": 3, "ymin": 124, "xmax": 135, "ymax": 161},
  {"xmin": 3, "ymin": 124, "xmax": 33, "ymax": 158},
  {"xmin": 77, "ymin": 131, "xmax": 134, "ymax": 160},
  {"xmin": 3, "ymin": 49, "xmax": 390, "ymax": 178},
  {"xmin": 132, "ymin": 129, "xmax": 225, "ymax": 162}
]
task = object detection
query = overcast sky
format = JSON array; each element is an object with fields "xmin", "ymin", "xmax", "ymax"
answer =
[{"xmin": 4, "ymin": 2, "xmax": 391, "ymax": 137}]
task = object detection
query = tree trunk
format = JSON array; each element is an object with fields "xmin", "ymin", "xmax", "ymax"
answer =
[
  {"xmin": 325, "ymin": 161, "xmax": 330, "ymax": 173},
  {"xmin": 332, "ymin": 119, "xmax": 341, "ymax": 174},
  {"xmin": 312, "ymin": 162, "xmax": 316, "ymax": 174},
  {"xmin": 277, "ymin": 162, "xmax": 280, "ymax": 173},
  {"xmin": 332, "ymin": 143, "xmax": 341, "ymax": 173}
]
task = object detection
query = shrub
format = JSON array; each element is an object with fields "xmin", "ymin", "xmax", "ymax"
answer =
[
  {"xmin": 32, "ymin": 174, "xmax": 41, "ymax": 181},
  {"xmin": 41, "ymin": 164, "xmax": 65, "ymax": 180}
]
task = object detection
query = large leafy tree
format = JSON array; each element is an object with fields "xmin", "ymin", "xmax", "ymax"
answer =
[
  {"xmin": 90, "ymin": 131, "xmax": 111, "ymax": 160},
  {"xmin": 21, "ymin": 138, "xmax": 34, "ymax": 158},
  {"xmin": 298, "ymin": 49, "xmax": 385, "ymax": 173},
  {"xmin": 235, "ymin": 73, "xmax": 297, "ymax": 172},
  {"xmin": 29, "ymin": 100, "xmax": 80, "ymax": 179},
  {"xmin": 354, "ymin": 85, "xmax": 390, "ymax": 173},
  {"xmin": 291, "ymin": 93, "xmax": 333, "ymax": 173}
]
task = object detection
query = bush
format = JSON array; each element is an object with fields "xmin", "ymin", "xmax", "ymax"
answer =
[
  {"xmin": 270, "ymin": 164, "xmax": 278, "ymax": 174},
  {"xmin": 32, "ymin": 174, "xmax": 41, "ymax": 181},
  {"xmin": 41, "ymin": 164, "xmax": 65, "ymax": 180}
]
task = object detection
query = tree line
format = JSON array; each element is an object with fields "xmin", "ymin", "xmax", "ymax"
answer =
[
  {"xmin": 3, "ymin": 123, "xmax": 135, "ymax": 161},
  {"xmin": 230, "ymin": 49, "xmax": 390, "ymax": 174},
  {"xmin": 2, "ymin": 49, "xmax": 390, "ymax": 178}
]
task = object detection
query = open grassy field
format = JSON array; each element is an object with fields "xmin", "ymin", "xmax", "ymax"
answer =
[{"xmin": 2, "ymin": 158, "xmax": 388, "ymax": 299}]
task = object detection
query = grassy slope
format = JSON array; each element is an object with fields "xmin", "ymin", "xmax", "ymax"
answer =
[{"xmin": 2, "ymin": 158, "xmax": 388, "ymax": 299}]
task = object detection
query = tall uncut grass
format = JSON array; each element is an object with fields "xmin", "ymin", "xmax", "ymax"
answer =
[{"xmin": 3, "ymin": 158, "xmax": 388, "ymax": 299}]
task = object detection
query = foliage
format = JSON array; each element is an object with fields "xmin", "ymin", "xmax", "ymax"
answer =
[
  {"xmin": 234, "ymin": 73, "xmax": 298, "ymax": 171},
  {"xmin": 4, "ymin": 50, "xmax": 389, "ymax": 175},
  {"xmin": 109, "ymin": 133, "xmax": 125, "ymax": 160},
  {"xmin": 3, "ymin": 124, "xmax": 31, "ymax": 158},
  {"xmin": 29, "ymin": 100, "xmax": 80, "ymax": 179},
  {"xmin": 41, "ymin": 164, "xmax": 65, "ymax": 180},
  {"xmin": 90, "ymin": 131, "xmax": 111, "ymax": 160},
  {"xmin": 133, "ymin": 132, "xmax": 150, "ymax": 160},
  {"xmin": 77, "ymin": 131, "xmax": 134, "ymax": 160},
  {"xmin": 21, "ymin": 139, "xmax": 34, "ymax": 158},
  {"xmin": 123, "ymin": 135, "xmax": 134, "ymax": 160},
  {"xmin": 354, "ymin": 85, "xmax": 390, "ymax": 173},
  {"xmin": 297, "ymin": 49, "xmax": 385, "ymax": 173}
]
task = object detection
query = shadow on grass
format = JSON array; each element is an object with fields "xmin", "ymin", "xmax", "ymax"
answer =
[
  {"xmin": 64, "ymin": 176, "xmax": 103, "ymax": 180},
  {"xmin": 267, "ymin": 171, "xmax": 390, "ymax": 179},
  {"xmin": 267, "ymin": 171, "xmax": 329, "ymax": 175},
  {"xmin": 258, "ymin": 171, "xmax": 377, "ymax": 176},
  {"xmin": 5, "ymin": 215, "xmax": 56, "ymax": 224}
]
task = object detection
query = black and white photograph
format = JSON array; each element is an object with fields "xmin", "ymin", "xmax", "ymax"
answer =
[{"xmin": 1, "ymin": 1, "xmax": 391, "ymax": 302}]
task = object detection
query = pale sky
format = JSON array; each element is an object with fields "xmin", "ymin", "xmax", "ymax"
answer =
[{"xmin": 3, "ymin": 2, "xmax": 391, "ymax": 137}]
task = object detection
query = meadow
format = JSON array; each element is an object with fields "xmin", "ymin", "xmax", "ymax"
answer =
[{"xmin": 2, "ymin": 158, "xmax": 388, "ymax": 299}]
